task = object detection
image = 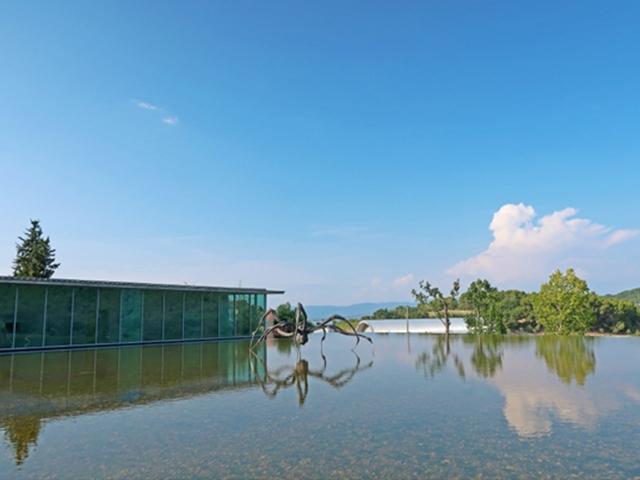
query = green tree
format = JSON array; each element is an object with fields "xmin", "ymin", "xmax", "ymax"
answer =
[
  {"xmin": 412, "ymin": 279, "xmax": 460, "ymax": 335},
  {"xmin": 531, "ymin": 269, "xmax": 595, "ymax": 334},
  {"xmin": 275, "ymin": 303, "xmax": 296, "ymax": 323},
  {"xmin": 593, "ymin": 297, "xmax": 640, "ymax": 334},
  {"xmin": 462, "ymin": 279, "xmax": 506, "ymax": 333},
  {"xmin": 12, "ymin": 220, "xmax": 60, "ymax": 278},
  {"xmin": 497, "ymin": 290, "xmax": 536, "ymax": 332}
]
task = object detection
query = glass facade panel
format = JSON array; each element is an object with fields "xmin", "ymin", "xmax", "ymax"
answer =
[
  {"xmin": 219, "ymin": 294, "xmax": 234, "ymax": 337},
  {"xmin": 202, "ymin": 292, "xmax": 219, "ymax": 338},
  {"xmin": 121, "ymin": 289, "xmax": 142, "ymax": 342},
  {"xmin": 0, "ymin": 281, "xmax": 272, "ymax": 350},
  {"xmin": 250, "ymin": 294, "xmax": 265, "ymax": 334},
  {"xmin": 97, "ymin": 288, "xmax": 120, "ymax": 344},
  {"xmin": 142, "ymin": 290, "xmax": 163, "ymax": 341},
  {"xmin": 15, "ymin": 286, "xmax": 46, "ymax": 348},
  {"xmin": 184, "ymin": 292, "xmax": 202, "ymax": 339},
  {"xmin": 45, "ymin": 287, "xmax": 72, "ymax": 346},
  {"xmin": 252, "ymin": 294, "xmax": 267, "ymax": 334},
  {"xmin": 164, "ymin": 291, "xmax": 183, "ymax": 340},
  {"xmin": 72, "ymin": 287, "xmax": 97, "ymax": 345},
  {"xmin": 235, "ymin": 294, "xmax": 251, "ymax": 336},
  {"xmin": 0, "ymin": 284, "xmax": 16, "ymax": 348}
]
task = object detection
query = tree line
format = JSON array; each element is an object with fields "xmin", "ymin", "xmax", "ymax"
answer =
[{"xmin": 362, "ymin": 269, "xmax": 640, "ymax": 335}]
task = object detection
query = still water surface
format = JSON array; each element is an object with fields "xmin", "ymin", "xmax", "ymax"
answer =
[{"xmin": 1, "ymin": 335, "xmax": 639, "ymax": 479}]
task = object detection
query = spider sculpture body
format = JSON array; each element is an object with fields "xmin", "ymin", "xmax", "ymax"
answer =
[{"xmin": 251, "ymin": 303, "xmax": 372, "ymax": 348}]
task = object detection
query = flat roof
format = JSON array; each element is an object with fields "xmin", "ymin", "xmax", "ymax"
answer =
[{"xmin": 0, "ymin": 276, "xmax": 284, "ymax": 295}]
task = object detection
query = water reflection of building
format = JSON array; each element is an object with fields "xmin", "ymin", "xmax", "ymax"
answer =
[{"xmin": 0, "ymin": 341, "xmax": 266, "ymax": 465}]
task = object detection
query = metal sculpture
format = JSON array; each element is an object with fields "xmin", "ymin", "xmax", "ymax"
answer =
[{"xmin": 250, "ymin": 302, "xmax": 372, "ymax": 349}]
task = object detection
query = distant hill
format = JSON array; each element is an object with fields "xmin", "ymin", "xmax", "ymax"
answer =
[
  {"xmin": 609, "ymin": 288, "xmax": 640, "ymax": 304},
  {"xmin": 304, "ymin": 302, "xmax": 411, "ymax": 320}
]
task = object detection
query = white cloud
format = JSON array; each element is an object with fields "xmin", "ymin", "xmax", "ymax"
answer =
[
  {"xmin": 133, "ymin": 100, "xmax": 159, "ymax": 110},
  {"xmin": 132, "ymin": 99, "xmax": 179, "ymax": 125},
  {"xmin": 604, "ymin": 229, "xmax": 639, "ymax": 247},
  {"xmin": 448, "ymin": 203, "xmax": 639, "ymax": 285},
  {"xmin": 392, "ymin": 273, "xmax": 414, "ymax": 288}
]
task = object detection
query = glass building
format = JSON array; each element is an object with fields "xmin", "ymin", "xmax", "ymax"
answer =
[{"xmin": 0, "ymin": 277, "xmax": 283, "ymax": 352}]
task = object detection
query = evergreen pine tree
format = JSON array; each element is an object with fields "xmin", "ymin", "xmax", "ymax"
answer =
[{"xmin": 12, "ymin": 220, "xmax": 60, "ymax": 278}]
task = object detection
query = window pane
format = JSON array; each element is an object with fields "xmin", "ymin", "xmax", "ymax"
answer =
[
  {"xmin": 121, "ymin": 290, "xmax": 142, "ymax": 342},
  {"xmin": 142, "ymin": 290, "xmax": 163, "ymax": 341},
  {"xmin": 203, "ymin": 293, "xmax": 219, "ymax": 338},
  {"xmin": 72, "ymin": 287, "xmax": 97, "ymax": 345},
  {"xmin": 0, "ymin": 284, "xmax": 16, "ymax": 348},
  {"xmin": 97, "ymin": 289, "xmax": 120, "ymax": 344},
  {"xmin": 219, "ymin": 294, "xmax": 234, "ymax": 337},
  {"xmin": 45, "ymin": 287, "xmax": 72, "ymax": 346},
  {"xmin": 252, "ymin": 294, "xmax": 266, "ymax": 334},
  {"xmin": 235, "ymin": 294, "xmax": 251, "ymax": 336},
  {"xmin": 15, "ymin": 286, "xmax": 46, "ymax": 348},
  {"xmin": 164, "ymin": 291, "xmax": 183, "ymax": 340},
  {"xmin": 184, "ymin": 292, "xmax": 202, "ymax": 339}
]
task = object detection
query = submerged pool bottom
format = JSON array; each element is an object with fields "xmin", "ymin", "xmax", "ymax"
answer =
[{"xmin": 1, "ymin": 335, "xmax": 639, "ymax": 479}]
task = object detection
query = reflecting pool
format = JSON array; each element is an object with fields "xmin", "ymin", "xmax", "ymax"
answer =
[{"xmin": 1, "ymin": 335, "xmax": 640, "ymax": 479}]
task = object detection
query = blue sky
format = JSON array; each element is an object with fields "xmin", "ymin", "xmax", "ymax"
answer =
[{"xmin": 1, "ymin": 1, "xmax": 639, "ymax": 304}]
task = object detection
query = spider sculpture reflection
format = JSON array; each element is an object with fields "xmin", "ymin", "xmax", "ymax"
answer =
[
  {"xmin": 249, "ymin": 349, "xmax": 373, "ymax": 406},
  {"xmin": 250, "ymin": 302, "xmax": 372, "ymax": 349}
]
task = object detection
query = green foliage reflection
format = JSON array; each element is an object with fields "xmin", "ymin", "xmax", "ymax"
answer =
[{"xmin": 535, "ymin": 336, "xmax": 596, "ymax": 385}]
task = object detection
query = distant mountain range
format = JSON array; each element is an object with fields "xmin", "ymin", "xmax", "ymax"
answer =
[
  {"xmin": 304, "ymin": 302, "xmax": 411, "ymax": 320},
  {"xmin": 609, "ymin": 288, "xmax": 640, "ymax": 304}
]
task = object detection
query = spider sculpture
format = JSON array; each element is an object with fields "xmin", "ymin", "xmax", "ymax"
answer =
[{"xmin": 251, "ymin": 302, "xmax": 372, "ymax": 349}]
